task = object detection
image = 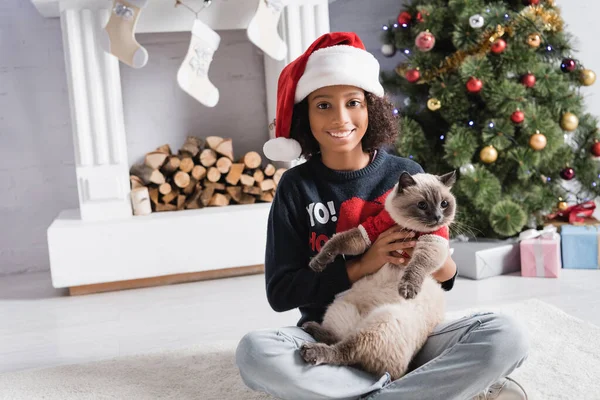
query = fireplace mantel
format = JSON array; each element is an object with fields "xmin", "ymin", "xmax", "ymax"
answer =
[{"xmin": 34, "ymin": 0, "xmax": 330, "ymax": 292}]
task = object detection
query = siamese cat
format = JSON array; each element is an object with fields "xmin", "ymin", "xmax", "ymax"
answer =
[{"xmin": 300, "ymin": 171, "xmax": 456, "ymax": 381}]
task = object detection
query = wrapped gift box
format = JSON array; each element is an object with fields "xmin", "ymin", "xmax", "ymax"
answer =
[
  {"xmin": 519, "ymin": 227, "xmax": 561, "ymax": 278},
  {"xmin": 451, "ymin": 238, "xmax": 521, "ymax": 280},
  {"xmin": 561, "ymin": 225, "xmax": 600, "ymax": 269}
]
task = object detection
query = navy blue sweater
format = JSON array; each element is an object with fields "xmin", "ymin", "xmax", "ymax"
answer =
[{"xmin": 264, "ymin": 150, "xmax": 456, "ymax": 326}]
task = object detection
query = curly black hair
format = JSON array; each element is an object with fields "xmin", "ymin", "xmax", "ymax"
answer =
[{"xmin": 289, "ymin": 92, "xmax": 399, "ymax": 160}]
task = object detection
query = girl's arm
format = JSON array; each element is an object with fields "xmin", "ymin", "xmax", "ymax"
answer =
[
  {"xmin": 264, "ymin": 176, "xmax": 352, "ymax": 312},
  {"xmin": 433, "ymin": 255, "xmax": 458, "ymax": 290}
]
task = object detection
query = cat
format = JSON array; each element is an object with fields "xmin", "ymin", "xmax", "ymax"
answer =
[{"xmin": 299, "ymin": 170, "xmax": 456, "ymax": 381}]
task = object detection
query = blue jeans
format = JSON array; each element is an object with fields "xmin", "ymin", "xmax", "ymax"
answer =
[{"xmin": 236, "ymin": 313, "xmax": 529, "ymax": 400}]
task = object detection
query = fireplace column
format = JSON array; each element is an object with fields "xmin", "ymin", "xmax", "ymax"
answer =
[{"xmin": 60, "ymin": 6, "xmax": 132, "ymax": 221}]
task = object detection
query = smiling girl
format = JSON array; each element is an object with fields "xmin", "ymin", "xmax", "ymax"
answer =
[{"xmin": 236, "ymin": 32, "xmax": 529, "ymax": 400}]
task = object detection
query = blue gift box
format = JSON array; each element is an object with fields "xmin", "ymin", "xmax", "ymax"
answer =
[{"xmin": 561, "ymin": 225, "xmax": 599, "ymax": 269}]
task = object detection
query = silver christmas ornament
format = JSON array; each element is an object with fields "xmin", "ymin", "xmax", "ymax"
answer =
[
  {"xmin": 460, "ymin": 163, "xmax": 476, "ymax": 175},
  {"xmin": 469, "ymin": 14, "xmax": 484, "ymax": 29},
  {"xmin": 381, "ymin": 43, "xmax": 396, "ymax": 57}
]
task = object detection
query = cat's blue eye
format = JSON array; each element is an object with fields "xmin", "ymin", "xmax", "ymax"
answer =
[
  {"xmin": 441, "ymin": 200, "xmax": 448, "ymax": 208},
  {"xmin": 417, "ymin": 201, "xmax": 428, "ymax": 210}
]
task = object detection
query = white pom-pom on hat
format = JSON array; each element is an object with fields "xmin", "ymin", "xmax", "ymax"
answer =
[{"xmin": 263, "ymin": 137, "xmax": 302, "ymax": 162}]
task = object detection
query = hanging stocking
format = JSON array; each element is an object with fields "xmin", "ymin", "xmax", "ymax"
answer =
[
  {"xmin": 247, "ymin": 0, "xmax": 288, "ymax": 61},
  {"xmin": 99, "ymin": 0, "xmax": 149, "ymax": 68},
  {"xmin": 177, "ymin": 20, "xmax": 221, "ymax": 108}
]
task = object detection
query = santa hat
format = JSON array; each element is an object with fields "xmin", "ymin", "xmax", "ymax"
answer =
[{"xmin": 263, "ymin": 32, "xmax": 385, "ymax": 162}]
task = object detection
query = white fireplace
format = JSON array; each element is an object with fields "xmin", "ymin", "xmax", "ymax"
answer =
[{"xmin": 32, "ymin": 0, "xmax": 330, "ymax": 292}]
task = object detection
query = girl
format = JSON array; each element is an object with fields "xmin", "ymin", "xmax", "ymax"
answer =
[{"xmin": 236, "ymin": 32, "xmax": 529, "ymax": 400}]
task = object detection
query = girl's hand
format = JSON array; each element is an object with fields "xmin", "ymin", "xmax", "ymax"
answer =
[{"xmin": 347, "ymin": 226, "xmax": 416, "ymax": 283}]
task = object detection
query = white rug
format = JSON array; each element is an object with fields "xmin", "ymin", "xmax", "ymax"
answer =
[{"xmin": 1, "ymin": 299, "xmax": 598, "ymax": 400}]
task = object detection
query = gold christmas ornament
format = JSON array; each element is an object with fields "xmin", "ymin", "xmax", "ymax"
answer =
[
  {"xmin": 529, "ymin": 131, "xmax": 547, "ymax": 150},
  {"xmin": 427, "ymin": 98, "xmax": 441, "ymax": 111},
  {"xmin": 480, "ymin": 145, "xmax": 498, "ymax": 164},
  {"xmin": 527, "ymin": 33, "xmax": 541, "ymax": 48},
  {"xmin": 561, "ymin": 112, "xmax": 579, "ymax": 131},
  {"xmin": 581, "ymin": 69, "xmax": 596, "ymax": 86},
  {"xmin": 557, "ymin": 201, "xmax": 568, "ymax": 211}
]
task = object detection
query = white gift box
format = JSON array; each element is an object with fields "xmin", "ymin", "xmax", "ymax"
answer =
[{"xmin": 451, "ymin": 238, "xmax": 521, "ymax": 280}]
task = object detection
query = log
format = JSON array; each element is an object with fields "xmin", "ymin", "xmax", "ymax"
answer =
[
  {"xmin": 191, "ymin": 165, "xmax": 207, "ymax": 181},
  {"xmin": 225, "ymin": 163, "xmax": 245, "ymax": 185},
  {"xmin": 156, "ymin": 202, "xmax": 177, "ymax": 212},
  {"xmin": 253, "ymin": 169, "xmax": 264, "ymax": 183},
  {"xmin": 215, "ymin": 138, "xmax": 234, "ymax": 160},
  {"xmin": 207, "ymin": 167, "xmax": 222, "ymax": 183},
  {"xmin": 264, "ymin": 163, "xmax": 276, "ymax": 177},
  {"xmin": 260, "ymin": 190, "xmax": 274, "ymax": 202},
  {"xmin": 149, "ymin": 187, "xmax": 159, "ymax": 205},
  {"xmin": 259, "ymin": 179, "xmax": 276, "ymax": 192},
  {"xmin": 131, "ymin": 187, "xmax": 152, "ymax": 216},
  {"xmin": 205, "ymin": 136, "xmax": 224, "ymax": 151},
  {"xmin": 183, "ymin": 177, "xmax": 198, "ymax": 195},
  {"xmin": 226, "ymin": 186, "xmax": 243, "ymax": 203},
  {"xmin": 185, "ymin": 183, "xmax": 203, "ymax": 209},
  {"xmin": 145, "ymin": 151, "xmax": 168, "ymax": 170},
  {"xmin": 239, "ymin": 174, "xmax": 255, "ymax": 187},
  {"xmin": 130, "ymin": 175, "xmax": 144, "ymax": 189},
  {"xmin": 274, "ymin": 168, "xmax": 287, "ymax": 186},
  {"xmin": 216, "ymin": 156, "xmax": 233, "ymax": 174},
  {"xmin": 208, "ymin": 182, "xmax": 226, "ymax": 191},
  {"xmin": 208, "ymin": 193, "xmax": 229, "ymax": 206},
  {"xmin": 200, "ymin": 185, "xmax": 215, "ymax": 206},
  {"xmin": 161, "ymin": 156, "xmax": 181, "ymax": 176},
  {"xmin": 130, "ymin": 164, "xmax": 165, "ymax": 185},
  {"xmin": 239, "ymin": 193, "xmax": 257, "ymax": 204},
  {"xmin": 243, "ymin": 185, "xmax": 262, "ymax": 196},
  {"xmin": 200, "ymin": 149, "xmax": 217, "ymax": 167},
  {"xmin": 158, "ymin": 182, "xmax": 172, "ymax": 195},
  {"xmin": 156, "ymin": 144, "xmax": 172, "ymax": 155},
  {"xmin": 162, "ymin": 187, "xmax": 179, "ymax": 204},
  {"xmin": 177, "ymin": 194, "xmax": 186, "ymax": 210},
  {"xmin": 180, "ymin": 136, "xmax": 203, "ymax": 157},
  {"xmin": 179, "ymin": 157, "xmax": 195, "ymax": 173},
  {"xmin": 173, "ymin": 171, "xmax": 191, "ymax": 189},
  {"xmin": 241, "ymin": 151, "xmax": 262, "ymax": 169}
]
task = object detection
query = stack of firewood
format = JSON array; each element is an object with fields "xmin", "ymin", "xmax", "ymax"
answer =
[{"xmin": 129, "ymin": 136, "xmax": 287, "ymax": 215}]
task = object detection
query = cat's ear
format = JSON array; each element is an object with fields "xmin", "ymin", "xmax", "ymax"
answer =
[
  {"xmin": 398, "ymin": 172, "xmax": 417, "ymax": 192},
  {"xmin": 438, "ymin": 171, "xmax": 457, "ymax": 187}
]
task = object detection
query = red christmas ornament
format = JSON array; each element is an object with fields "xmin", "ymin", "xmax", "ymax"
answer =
[
  {"xmin": 561, "ymin": 58, "xmax": 577, "ymax": 73},
  {"xmin": 560, "ymin": 167, "xmax": 576, "ymax": 180},
  {"xmin": 591, "ymin": 141, "xmax": 600, "ymax": 157},
  {"xmin": 416, "ymin": 11, "xmax": 424, "ymax": 23},
  {"xmin": 521, "ymin": 73, "xmax": 536, "ymax": 88},
  {"xmin": 491, "ymin": 38, "xmax": 507, "ymax": 54},
  {"xmin": 466, "ymin": 77, "xmax": 483, "ymax": 93},
  {"xmin": 405, "ymin": 69, "xmax": 421, "ymax": 83},
  {"xmin": 523, "ymin": 0, "xmax": 540, "ymax": 5},
  {"xmin": 511, "ymin": 109, "xmax": 525, "ymax": 124},
  {"xmin": 415, "ymin": 31, "xmax": 436, "ymax": 52},
  {"xmin": 398, "ymin": 11, "xmax": 412, "ymax": 25}
]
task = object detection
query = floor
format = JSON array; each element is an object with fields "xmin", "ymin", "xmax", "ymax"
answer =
[{"xmin": 1, "ymin": 269, "xmax": 599, "ymax": 374}]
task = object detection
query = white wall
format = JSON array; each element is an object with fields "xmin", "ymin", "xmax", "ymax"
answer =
[{"xmin": 1, "ymin": 0, "xmax": 599, "ymax": 276}]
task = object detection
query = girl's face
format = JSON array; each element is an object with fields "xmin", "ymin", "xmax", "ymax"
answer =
[{"xmin": 307, "ymin": 85, "xmax": 368, "ymax": 156}]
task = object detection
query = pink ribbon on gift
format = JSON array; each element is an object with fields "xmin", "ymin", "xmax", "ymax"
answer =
[{"xmin": 519, "ymin": 225, "xmax": 560, "ymax": 277}]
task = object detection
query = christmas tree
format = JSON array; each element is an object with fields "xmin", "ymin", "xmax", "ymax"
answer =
[{"xmin": 380, "ymin": 0, "xmax": 600, "ymax": 238}]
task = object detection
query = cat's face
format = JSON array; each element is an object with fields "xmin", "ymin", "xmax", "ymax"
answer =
[{"xmin": 386, "ymin": 171, "xmax": 457, "ymax": 232}]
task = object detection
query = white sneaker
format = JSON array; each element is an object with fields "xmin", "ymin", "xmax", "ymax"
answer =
[{"xmin": 473, "ymin": 377, "xmax": 528, "ymax": 400}]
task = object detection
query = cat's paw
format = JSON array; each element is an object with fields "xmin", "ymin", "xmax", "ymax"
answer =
[
  {"xmin": 398, "ymin": 280, "xmax": 421, "ymax": 299},
  {"xmin": 301, "ymin": 321, "xmax": 320, "ymax": 337},
  {"xmin": 300, "ymin": 342, "xmax": 328, "ymax": 365},
  {"xmin": 309, "ymin": 254, "xmax": 332, "ymax": 272}
]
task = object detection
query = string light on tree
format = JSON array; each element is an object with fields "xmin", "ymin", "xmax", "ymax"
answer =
[
  {"xmin": 469, "ymin": 14, "xmax": 485, "ymax": 28},
  {"xmin": 561, "ymin": 112, "xmax": 579, "ymax": 131},
  {"xmin": 561, "ymin": 58, "xmax": 577, "ymax": 72},
  {"xmin": 480, "ymin": 145, "xmax": 498, "ymax": 164},
  {"xmin": 466, "ymin": 77, "xmax": 483, "ymax": 93},
  {"xmin": 427, "ymin": 98, "xmax": 441, "ymax": 111},
  {"xmin": 415, "ymin": 31, "xmax": 436, "ymax": 52},
  {"xmin": 581, "ymin": 69, "xmax": 596, "ymax": 86},
  {"xmin": 529, "ymin": 130, "xmax": 547, "ymax": 150},
  {"xmin": 526, "ymin": 33, "xmax": 541, "ymax": 48}
]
